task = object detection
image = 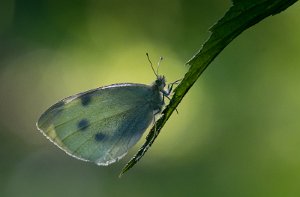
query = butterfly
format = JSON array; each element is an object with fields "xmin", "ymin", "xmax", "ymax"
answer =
[{"xmin": 37, "ymin": 54, "xmax": 178, "ymax": 166}]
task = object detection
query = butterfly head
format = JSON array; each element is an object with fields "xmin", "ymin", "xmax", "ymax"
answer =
[
  {"xmin": 146, "ymin": 53, "xmax": 167, "ymax": 92},
  {"xmin": 154, "ymin": 75, "xmax": 166, "ymax": 91}
]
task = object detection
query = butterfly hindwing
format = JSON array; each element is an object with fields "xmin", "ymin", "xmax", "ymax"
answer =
[{"xmin": 37, "ymin": 84, "xmax": 156, "ymax": 165}]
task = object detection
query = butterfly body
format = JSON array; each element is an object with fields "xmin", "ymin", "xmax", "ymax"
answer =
[{"xmin": 37, "ymin": 76, "xmax": 167, "ymax": 166}]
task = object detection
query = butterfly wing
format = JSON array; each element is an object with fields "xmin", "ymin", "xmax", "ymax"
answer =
[{"xmin": 37, "ymin": 83, "xmax": 158, "ymax": 165}]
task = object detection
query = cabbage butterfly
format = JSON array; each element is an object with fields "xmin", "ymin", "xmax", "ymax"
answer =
[{"xmin": 37, "ymin": 54, "xmax": 177, "ymax": 166}]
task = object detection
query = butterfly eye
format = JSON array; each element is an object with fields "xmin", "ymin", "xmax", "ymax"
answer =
[{"xmin": 155, "ymin": 79, "xmax": 161, "ymax": 85}]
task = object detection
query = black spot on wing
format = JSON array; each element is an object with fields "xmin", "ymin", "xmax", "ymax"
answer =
[
  {"xmin": 95, "ymin": 132, "xmax": 105, "ymax": 142},
  {"xmin": 78, "ymin": 119, "xmax": 89, "ymax": 131},
  {"xmin": 81, "ymin": 93, "xmax": 92, "ymax": 106}
]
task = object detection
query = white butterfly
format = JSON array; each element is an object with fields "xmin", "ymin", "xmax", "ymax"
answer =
[{"xmin": 37, "ymin": 54, "xmax": 178, "ymax": 166}]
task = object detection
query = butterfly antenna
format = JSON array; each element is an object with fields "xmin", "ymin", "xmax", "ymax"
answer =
[
  {"xmin": 146, "ymin": 53, "xmax": 158, "ymax": 77},
  {"xmin": 157, "ymin": 56, "xmax": 163, "ymax": 75}
]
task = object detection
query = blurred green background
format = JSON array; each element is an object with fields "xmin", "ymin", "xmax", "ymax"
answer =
[{"xmin": 1, "ymin": 0, "xmax": 300, "ymax": 196}]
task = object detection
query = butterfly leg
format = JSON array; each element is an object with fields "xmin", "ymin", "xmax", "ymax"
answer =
[
  {"xmin": 162, "ymin": 79, "xmax": 182, "ymax": 114},
  {"xmin": 164, "ymin": 78, "xmax": 182, "ymax": 97}
]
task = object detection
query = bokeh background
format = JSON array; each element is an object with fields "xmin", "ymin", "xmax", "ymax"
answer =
[{"xmin": 1, "ymin": 0, "xmax": 300, "ymax": 196}]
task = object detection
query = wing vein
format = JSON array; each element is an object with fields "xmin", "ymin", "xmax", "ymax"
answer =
[
  {"xmin": 71, "ymin": 105, "xmax": 142, "ymax": 156},
  {"xmin": 104, "ymin": 106, "xmax": 148, "ymax": 161},
  {"xmin": 59, "ymin": 105, "xmax": 141, "ymax": 143}
]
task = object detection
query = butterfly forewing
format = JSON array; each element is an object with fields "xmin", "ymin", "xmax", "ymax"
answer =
[{"xmin": 37, "ymin": 83, "xmax": 159, "ymax": 165}]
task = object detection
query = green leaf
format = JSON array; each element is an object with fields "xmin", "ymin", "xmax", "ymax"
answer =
[{"xmin": 119, "ymin": 0, "xmax": 298, "ymax": 177}]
